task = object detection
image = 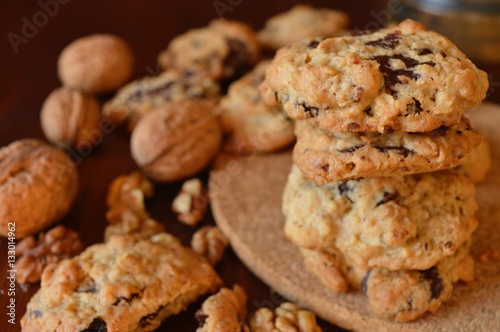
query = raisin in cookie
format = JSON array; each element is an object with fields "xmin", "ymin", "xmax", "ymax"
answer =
[
  {"xmin": 103, "ymin": 71, "xmax": 220, "ymax": 131},
  {"xmin": 293, "ymin": 117, "xmax": 480, "ymax": 184},
  {"xmin": 218, "ymin": 61, "xmax": 295, "ymax": 154},
  {"xmin": 283, "ymin": 164, "xmax": 478, "ymax": 270},
  {"xmin": 301, "ymin": 241, "xmax": 474, "ymax": 322},
  {"xmin": 158, "ymin": 20, "xmax": 260, "ymax": 81},
  {"xmin": 21, "ymin": 233, "xmax": 221, "ymax": 331},
  {"xmin": 260, "ymin": 19, "xmax": 488, "ymax": 133},
  {"xmin": 258, "ymin": 4, "xmax": 350, "ymax": 51}
]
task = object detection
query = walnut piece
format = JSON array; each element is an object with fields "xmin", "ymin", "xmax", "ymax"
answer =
[
  {"xmin": 196, "ymin": 284, "xmax": 249, "ymax": 332},
  {"xmin": 250, "ymin": 302, "xmax": 323, "ymax": 332},
  {"xmin": 40, "ymin": 87, "xmax": 101, "ymax": 150},
  {"xmin": 172, "ymin": 178, "xmax": 209, "ymax": 226},
  {"xmin": 15, "ymin": 225, "xmax": 84, "ymax": 284},
  {"xmin": 104, "ymin": 171, "xmax": 165, "ymax": 240},
  {"xmin": 191, "ymin": 226, "xmax": 228, "ymax": 265}
]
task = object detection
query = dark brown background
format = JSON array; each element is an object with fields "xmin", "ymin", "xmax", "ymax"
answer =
[{"xmin": 1, "ymin": 1, "xmax": 499, "ymax": 331}]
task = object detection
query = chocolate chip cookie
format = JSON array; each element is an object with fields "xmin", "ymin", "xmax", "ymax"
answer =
[
  {"xmin": 218, "ymin": 60, "xmax": 295, "ymax": 154},
  {"xmin": 260, "ymin": 19, "xmax": 488, "ymax": 133},
  {"xmin": 258, "ymin": 4, "xmax": 350, "ymax": 51},
  {"xmin": 21, "ymin": 233, "xmax": 221, "ymax": 331},
  {"xmin": 103, "ymin": 71, "xmax": 220, "ymax": 131},
  {"xmin": 283, "ymin": 164, "xmax": 478, "ymax": 270},
  {"xmin": 293, "ymin": 117, "xmax": 481, "ymax": 184},
  {"xmin": 301, "ymin": 240, "xmax": 474, "ymax": 322},
  {"xmin": 158, "ymin": 20, "xmax": 260, "ymax": 81}
]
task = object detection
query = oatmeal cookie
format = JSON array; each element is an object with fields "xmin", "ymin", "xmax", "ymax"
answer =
[
  {"xmin": 301, "ymin": 241, "xmax": 474, "ymax": 322},
  {"xmin": 260, "ymin": 19, "xmax": 488, "ymax": 133},
  {"xmin": 158, "ymin": 19, "xmax": 260, "ymax": 81},
  {"xmin": 0, "ymin": 139, "xmax": 79, "ymax": 238},
  {"xmin": 258, "ymin": 4, "xmax": 350, "ymax": 51},
  {"xmin": 58, "ymin": 34, "xmax": 135, "ymax": 94},
  {"xmin": 218, "ymin": 61, "xmax": 295, "ymax": 154},
  {"xmin": 455, "ymin": 136, "xmax": 491, "ymax": 183},
  {"xmin": 363, "ymin": 241, "xmax": 474, "ymax": 322},
  {"xmin": 293, "ymin": 117, "xmax": 481, "ymax": 184},
  {"xmin": 196, "ymin": 285, "xmax": 249, "ymax": 332},
  {"xmin": 103, "ymin": 71, "xmax": 220, "ymax": 131},
  {"xmin": 283, "ymin": 164, "xmax": 478, "ymax": 270},
  {"xmin": 21, "ymin": 233, "xmax": 221, "ymax": 331}
]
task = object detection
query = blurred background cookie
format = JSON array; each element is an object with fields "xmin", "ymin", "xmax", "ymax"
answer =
[
  {"xmin": 218, "ymin": 60, "xmax": 294, "ymax": 154},
  {"xmin": 103, "ymin": 71, "xmax": 220, "ymax": 131},
  {"xmin": 258, "ymin": 4, "xmax": 350, "ymax": 51},
  {"xmin": 158, "ymin": 20, "xmax": 260, "ymax": 81}
]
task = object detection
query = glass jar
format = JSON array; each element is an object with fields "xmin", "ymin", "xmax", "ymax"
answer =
[{"xmin": 391, "ymin": 0, "xmax": 500, "ymax": 64}]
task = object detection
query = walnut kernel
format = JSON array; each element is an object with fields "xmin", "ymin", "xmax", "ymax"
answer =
[
  {"xmin": 191, "ymin": 226, "xmax": 228, "ymax": 265},
  {"xmin": 15, "ymin": 225, "xmax": 84, "ymax": 284},
  {"xmin": 172, "ymin": 178, "xmax": 209, "ymax": 226}
]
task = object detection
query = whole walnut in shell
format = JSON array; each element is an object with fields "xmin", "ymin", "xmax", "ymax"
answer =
[
  {"xmin": 0, "ymin": 139, "xmax": 79, "ymax": 238},
  {"xmin": 58, "ymin": 34, "xmax": 135, "ymax": 94},
  {"xmin": 41, "ymin": 87, "xmax": 101, "ymax": 150},
  {"xmin": 131, "ymin": 100, "xmax": 221, "ymax": 182}
]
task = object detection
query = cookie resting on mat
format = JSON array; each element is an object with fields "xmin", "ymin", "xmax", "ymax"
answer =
[
  {"xmin": 301, "ymin": 240, "xmax": 474, "ymax": 322},
  {"xmin": 293, "ymin": 117, "xmax": 480, "ymax": 184},
  {"xmin": 283, "ymin": 164, "xmax": 478, "ymax": 271}
]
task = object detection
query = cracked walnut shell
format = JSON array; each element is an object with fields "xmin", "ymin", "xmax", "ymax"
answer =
[
  {"xmin": 0, "ymin": 139, "xmax": 79, "ymax": 238},
  {"xmin": 131, "ymin": 100, "xmax": 221, "ymax": 182},
  {"xmin": 41, "ymin": 87, "xmax": 101, "ymax": 150}
]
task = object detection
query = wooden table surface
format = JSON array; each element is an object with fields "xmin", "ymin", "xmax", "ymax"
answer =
[{"xmin": 1, "ymin": 1, "xmax": 499, "ymax": 331}]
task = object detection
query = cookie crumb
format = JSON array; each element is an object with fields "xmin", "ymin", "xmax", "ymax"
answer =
[
  {"xmin": 172, "ymin": 178, "xmax": 209, "ymax": 226},
  {"xmin": 16, "ymin": 225, "xmax": 84, "ymax": 284},
  {"xmin": 191, "ymin": 226, "xmax": 228, "ymax": 265}
]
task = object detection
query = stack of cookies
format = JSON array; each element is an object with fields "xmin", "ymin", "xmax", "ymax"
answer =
[{"xmin": 260, "ymin": 19, "xmax": 489, "ymax": 322}]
